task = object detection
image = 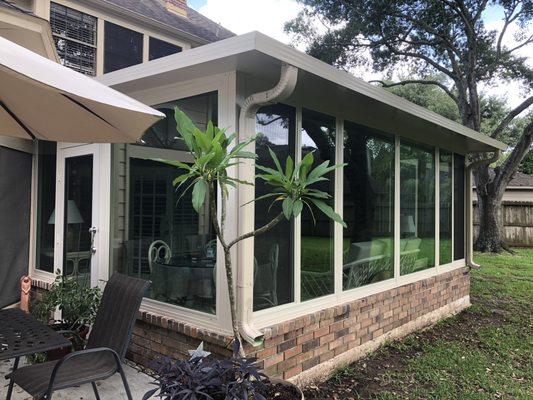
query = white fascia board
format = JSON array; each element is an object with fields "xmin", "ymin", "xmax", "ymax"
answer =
[{"xmin": 96, "ymin": 31, "xmax": 507, "ymax": 152}]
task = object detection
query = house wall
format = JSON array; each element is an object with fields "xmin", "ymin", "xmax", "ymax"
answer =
[
  {"xmin": 126, "ymin": 267, "xmax": 470, "ymax": 384},
  {"xmin": 13, "ymin": 0, "xmax": 193, "ymax": 76}
]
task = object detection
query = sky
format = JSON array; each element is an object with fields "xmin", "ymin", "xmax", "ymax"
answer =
[{"xmin": 189, "ymin": 0, "xmax": 531, "ymax": 108}]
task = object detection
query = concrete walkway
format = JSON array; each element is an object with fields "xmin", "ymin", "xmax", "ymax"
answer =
[{"xmin": 0, "ymin": 358, "xmax": 153, "ymax": 399}]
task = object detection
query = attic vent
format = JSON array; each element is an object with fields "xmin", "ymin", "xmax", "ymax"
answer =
[{"xmin": 165, "ymin": 0, "xmax": 188, "ymax": 17}]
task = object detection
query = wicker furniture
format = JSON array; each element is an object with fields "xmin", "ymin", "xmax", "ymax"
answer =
[{"xmin": 7, "ymin": 273, "xmax": 150, "ymax": 400}]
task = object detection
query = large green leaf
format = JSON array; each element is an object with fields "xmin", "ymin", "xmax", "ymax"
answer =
[
  {"xmin": 282, "ymin": 197, "xmax": 294, "ymax": 220},
  {"xmin": 192, "ymin": 179, "xmax": 207, "ymax": 213},
  {"xmin": 310, "ymin": 199, "xmax": 346, "ymax": 228},
  {"xmin": 174, "ymin": 108, "xmax": 196, "ymax": 152}
]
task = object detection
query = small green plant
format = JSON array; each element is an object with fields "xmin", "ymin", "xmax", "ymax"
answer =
[
  {"xmin": 32, "ymin": 271, "xmax": 101, "ymax": 332},
  {"xmin": 161, "ymin": 108, "xmax": 345, "ymax": 355}
]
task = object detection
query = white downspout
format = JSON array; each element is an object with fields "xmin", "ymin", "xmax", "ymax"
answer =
[
  {"xmin": 236, "ymin": 63, "xmax": 298, "ymax": 346},
  {"xmin": 465, "ymin": 150, "xmax": 500, "ymax": 269}
]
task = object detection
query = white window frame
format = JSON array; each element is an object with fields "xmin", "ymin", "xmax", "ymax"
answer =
[
  {"xmin": 118, "ymin": 72, "xmax": 237, "ymax": 335},
  {"xmin": 252, "ymin": 109, "xmax": 466, "ymax": 329}
]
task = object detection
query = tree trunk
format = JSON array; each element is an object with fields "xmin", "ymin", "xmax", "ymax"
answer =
[{"xmin": 474, "ymin": 190, "xmax": 506, "ymax": 252}]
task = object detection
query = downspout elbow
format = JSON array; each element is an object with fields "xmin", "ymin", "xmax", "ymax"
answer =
[
  {"xmin": 466, "ymin": 150, "xmax": 501, "ymax": 269},
  {"xmin": 237, "ymin": 63, "xmax": 298, "ymax": 347}
]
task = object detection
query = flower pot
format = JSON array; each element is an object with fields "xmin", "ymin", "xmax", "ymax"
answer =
[{"xmin": 265, "ymin": 378, "xmax": 304, "ymax": 400}]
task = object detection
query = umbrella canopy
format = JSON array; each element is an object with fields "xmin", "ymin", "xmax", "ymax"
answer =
[{"xmin": 0, "ymin": 36, "xmax": 165, "ymax": 143}]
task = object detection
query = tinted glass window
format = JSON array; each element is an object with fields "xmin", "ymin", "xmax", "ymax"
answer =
[
  {"xmin": 400, "ymin": 141, "xmax": 436, "ymax": 275},
  {"xmin": 149, "ymin": 37, "xmax": 182, "ymax": 61},
  {"xmin": 35, "ymin": 141, "xmax": 57, "ymax": 272},
  {"xmin": 300, "ymin": 109, "xmax": 336, "ymax": 301},
  {"xmin": 343, "ymin": 122, "xmax": 395, "ymax": 290},
  {"xmin": 104, "ymin": 21, "xmax": 143, "ymax": 73},
  {"xmin": 439, "ymin": 151, "xmax": 453, "ymax": 264},
  {"xmin": 254, "ymin": 104, "xmax": 296, "ymax": 311},
  {"xmin": 454, "ymin": 154, "xmax": 465, "ymax": 260}
]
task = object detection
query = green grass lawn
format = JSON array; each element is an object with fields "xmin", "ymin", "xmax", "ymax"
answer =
[{"xmin": 303, "ymin": 248, "xmax": 533, "ymax": 399}]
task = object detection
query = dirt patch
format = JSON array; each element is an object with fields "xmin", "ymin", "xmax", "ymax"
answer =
[{"xmin": 302, "ymin": 299, "xmax": 510, "ymax": 399}]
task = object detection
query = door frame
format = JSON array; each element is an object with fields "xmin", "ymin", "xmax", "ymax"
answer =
[{"xmin": 54, "ymin": 143, "xmax": 111, "ymax": 288}]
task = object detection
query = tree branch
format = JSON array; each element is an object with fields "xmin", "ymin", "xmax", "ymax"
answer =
[
  {"xmin": 494, "ymin": 119, "xmax": 533, "ymax": 192},
  {"xmin": 228, "ymin": 212, "xmax": 285, "ymax": 249},
  {"xmin": 491, "ymin": 96, "xmax": 533, "ymax": 139},
  {"xmin": 369, "ymin": 79, "xmax": 459, "ymax": 104}
]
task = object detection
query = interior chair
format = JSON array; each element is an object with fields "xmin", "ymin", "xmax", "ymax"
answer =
[{"xmin": 7, "ymin": 273, "xmax": 150, "ymax": 400}]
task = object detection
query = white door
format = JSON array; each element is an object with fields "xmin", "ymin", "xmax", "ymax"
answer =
[{"xmin": 54, "ymin": 144, "xmax": 101, "ymax": 287}]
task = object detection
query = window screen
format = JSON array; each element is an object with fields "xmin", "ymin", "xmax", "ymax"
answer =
[
  {"xmin": 50, "ymin": 2, "xmax": 97, "ymax": 76},
  {"xmin": 104, "ymin": 21, "xmax": 143, "ymax": 73},
  {"xmin": 149, "ymin": 37, "xmax": 182, "ymax": 61}
]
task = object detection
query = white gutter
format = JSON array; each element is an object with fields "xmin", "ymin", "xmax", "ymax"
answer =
[
  {"xmin": 465, "ymin": 150, "xmax": 501, "ymax": 269},
  {"xmin": 236, "ymin": 63, "xmax": 298, "ymax": 345}
]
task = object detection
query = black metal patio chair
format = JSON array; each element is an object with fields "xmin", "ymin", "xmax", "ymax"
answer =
[{"xmin": 7, "ymin": 273, "xmax": 150, "ymax": 400}]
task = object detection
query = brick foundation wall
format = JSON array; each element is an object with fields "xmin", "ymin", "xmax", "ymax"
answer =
[{"xmin": 126, "ymin": 267, "xmax": 470, "ymax": 381}]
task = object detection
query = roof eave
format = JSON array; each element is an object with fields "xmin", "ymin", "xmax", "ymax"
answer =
[{"xmin": 96, "ymin": 31, "xmax": 507, "ymax": 153}]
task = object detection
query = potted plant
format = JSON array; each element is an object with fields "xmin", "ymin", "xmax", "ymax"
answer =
[
  {"xmin": 144, "ymin": 342, "xmax": 304, "ymax": 400},
  {"xmin": 30, "ymin": 271, "xmax": 101, "ymax": 361}
]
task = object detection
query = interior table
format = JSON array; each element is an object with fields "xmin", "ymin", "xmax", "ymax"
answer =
[{"xmin": 0, "ymin": 308, "xmax": 71, "ymax": 399}]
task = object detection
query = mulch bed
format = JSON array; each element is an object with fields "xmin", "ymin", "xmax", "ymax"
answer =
[{"xmin": 302, "ymin": 295, "xmax": 508, "ymax": 399}]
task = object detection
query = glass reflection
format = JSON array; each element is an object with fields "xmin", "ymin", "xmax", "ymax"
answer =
[
  {"xmin": 343, "ymin": 122, "xmax": 395, "ymax": 290},
  {"xmin": 400, "ymin": 141, "xmax": 435, "ymax": 274},
  {"xmin": 439, "ymin": 151, "xmax": 453, "ymax": 265},
  {"xmin": 254, "ymin": 104, "xmax": 296, "ymax": 311},
  {"xmin": 300, "ymin": 109, "xmax": 335, "ymax": 301}
]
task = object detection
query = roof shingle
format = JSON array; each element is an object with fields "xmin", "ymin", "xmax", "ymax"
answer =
[{"xmin": 101, "ymin": 0, "xmax": 234, "ymax": 44}]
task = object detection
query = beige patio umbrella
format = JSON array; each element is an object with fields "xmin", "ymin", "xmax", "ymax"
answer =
[{"xmin": 0, "ymin": 36, "xmax": 164, "ymax": 142}]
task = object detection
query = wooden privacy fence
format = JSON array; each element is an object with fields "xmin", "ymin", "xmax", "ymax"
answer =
[{"xmin": 474, "ymin": 201, "xmax": 533, "ymax": 247}]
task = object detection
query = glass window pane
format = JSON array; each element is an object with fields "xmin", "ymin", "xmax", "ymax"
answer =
[
  {"xmin": 400, "ymin": 141, "xmax": 435, "ymax": 275},
  {"xmin": 50, "ymin": 2, "xmax": 97, "ymax": 76},
  {"xmin": 117, "ymin": 93, "xmax": 218, "ymax": 314},
  {"xmin": 454, "ymin": 154, "xmax": 465, "ymax": 260},
  {"xmin": 301, "ymin": 109, "xmax": 335, "ymax": 301},
  {"xmin": 149, "ymin": 37, "xmax": 182, "ymax": 61},
  {"xmin": 35, "ymin": 141, "xmax": 57, "ymax": 273},
  {"xmin": 254, "ymin": 104, "xmax": 295, "ymax": 311},
  {"xmin": 104, "ymin": 21, "xmax": 143, "ymax": 73},
  {"xmin": 343, "ymin": 122, "xmax": 395, "ymax": 290},
  {"xmin": 439, "ymin": 151, "xmax": 453, "ymax": 265},
  {"xmin": 63, "ymin": 155, "xmax": 93, "ymax": 284},
  {"xmin": 137, "ymin": 92, "xmax": 218, "ymax": 151}
]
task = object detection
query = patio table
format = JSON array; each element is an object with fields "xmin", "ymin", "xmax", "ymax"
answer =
[{"xmin": 0, "ymin": 308, "xmax": 71, "ymax": 399}]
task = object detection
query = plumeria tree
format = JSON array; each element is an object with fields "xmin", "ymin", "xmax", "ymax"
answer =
[{"xmin": 163, "ymin": 108, "xmax": 345, "ymax": 354}]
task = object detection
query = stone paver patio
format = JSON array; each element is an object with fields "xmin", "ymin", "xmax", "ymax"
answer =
[{"xmin": 0, "ymin": 359, "xmax": 153, "ymax": 399}]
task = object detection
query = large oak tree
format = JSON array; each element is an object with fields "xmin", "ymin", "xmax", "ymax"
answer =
[{"xmin": 286, "ymin": 0, "xmax": 532, "ymax": 252}]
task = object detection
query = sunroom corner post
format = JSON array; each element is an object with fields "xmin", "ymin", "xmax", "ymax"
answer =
[{"xmin": 236, "ymin": 63, "xmax": 298, "ymax": 346}]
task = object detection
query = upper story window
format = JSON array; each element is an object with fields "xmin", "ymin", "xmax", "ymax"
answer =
[
  {"xmin": 50, "ymin": 2, "xmax": 97, "ymax": 76},
  {"xmin": 149, "ymin": 37, "xmax": 182, "ymax": 61},
  {"xmin": 104, "ymin": 21, "xmax": 143, "ymax": 73}
]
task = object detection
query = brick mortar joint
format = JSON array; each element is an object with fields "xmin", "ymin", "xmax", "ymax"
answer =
[
  {"xmin": 137, "ymin": 310, "xmax": 233, "ymax": 348},
  {"xmin": 262, "ymin": 267, "xmax": 469, "ymax": 339}
]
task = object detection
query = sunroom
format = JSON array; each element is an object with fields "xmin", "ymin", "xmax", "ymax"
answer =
[{"xmin": 30, "ymin": 32, "xmax": 506, "ymax": 381}]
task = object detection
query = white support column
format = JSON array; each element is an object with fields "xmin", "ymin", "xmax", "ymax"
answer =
[
  {"xmin": 435, "ymin": 148, "xmax": 440, "ymax": 268},
  {"xmin": 334, "ymin": 118, "xmax": 344, "ymax": 295},
  {"xmin": 294, "ymin": 106, "xmax": 302, "ymax": 304}
]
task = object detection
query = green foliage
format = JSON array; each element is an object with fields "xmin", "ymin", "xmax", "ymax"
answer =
[
  {"xmin": 32, "ymin": 271, "xmax": 101, "ymax": 332},
  {"xmin": 519, "ymin": 150, "xmax": 533, "ymax": 174},
  {"xmin": 255, "ymin": 148, "xmax": 345, "ymax": 226},
  {"xmin": 166, "ymin": 107, "xmax": 345, "ymax": 227}
]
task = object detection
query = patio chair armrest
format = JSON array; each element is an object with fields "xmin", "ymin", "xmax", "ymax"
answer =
[{"xmin": 45, "ymin": 347, "xmax": 121, "ymax": 396}]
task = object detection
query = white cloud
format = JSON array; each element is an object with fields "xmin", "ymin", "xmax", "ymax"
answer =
[{"xmin": 199, "ymin": 0, "xmax": 303, "ymax": 43}]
